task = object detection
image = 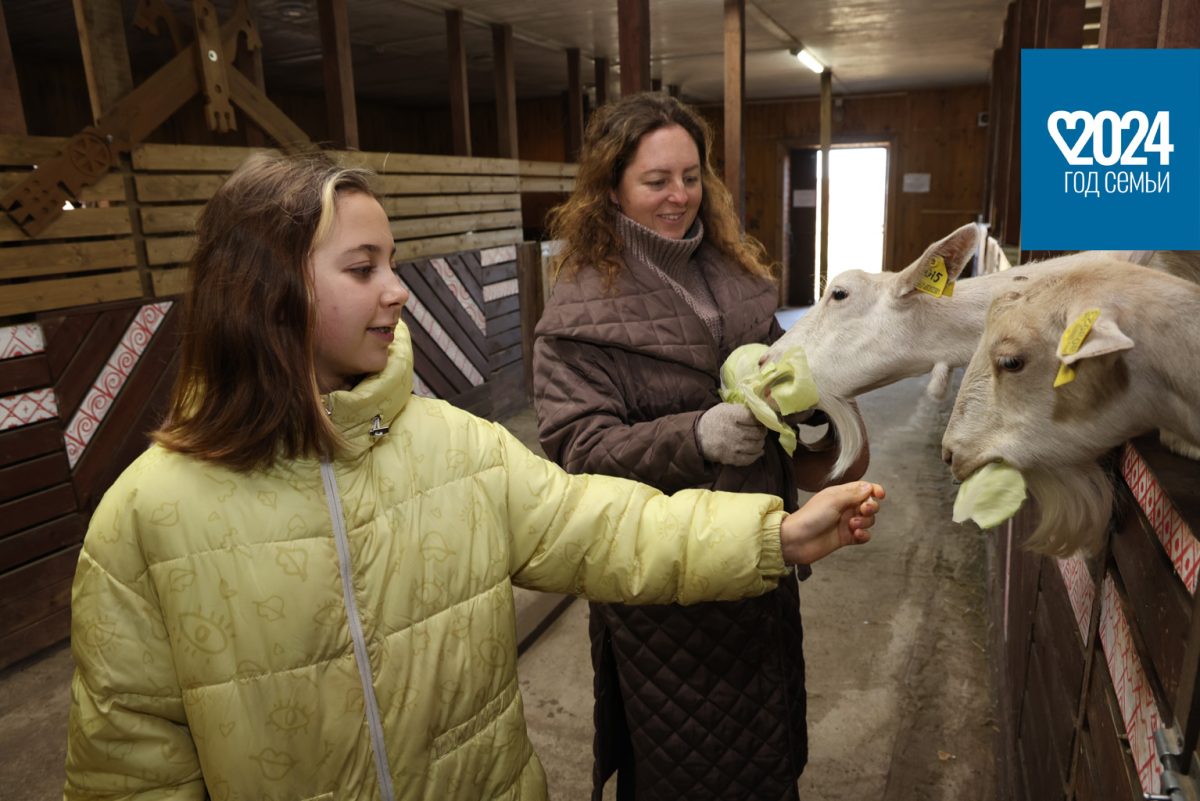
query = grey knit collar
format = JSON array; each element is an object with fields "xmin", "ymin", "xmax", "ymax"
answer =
[{"xmin": 616, "ymin": 212, "xmax": 704, "ymax": 282}]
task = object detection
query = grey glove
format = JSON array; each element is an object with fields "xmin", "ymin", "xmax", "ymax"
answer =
[{"xmin": 697, "ymin": 403, "xmax": 767, "ymax": 466}]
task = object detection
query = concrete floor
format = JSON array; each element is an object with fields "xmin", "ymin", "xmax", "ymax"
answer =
[{"xmin": 0, "ymin": 373, "xmax": 994, "ymax": 800}]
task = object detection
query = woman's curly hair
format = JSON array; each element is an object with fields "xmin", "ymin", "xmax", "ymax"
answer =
[{"xmin": 546, "ymin": 92, "xmax": 775, "ymax": 284}]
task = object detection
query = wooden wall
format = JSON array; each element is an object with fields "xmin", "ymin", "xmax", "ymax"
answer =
[{"xmin": 701, "ymin": 85, "xmax": 991, "ymax": 275}]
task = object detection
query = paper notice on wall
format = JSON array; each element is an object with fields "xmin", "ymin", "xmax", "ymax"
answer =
[
  {"xmin": 792, "ymin": 189, "xmax": 816, "ymax": 208},
  {"xmin": 902, "ymin": 173, "xmax": 931, "ymax": 193}
]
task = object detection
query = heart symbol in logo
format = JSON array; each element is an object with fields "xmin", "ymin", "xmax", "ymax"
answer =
[{"xmin": 1047, "ymin": 110, "xmax": 1091, "ymax": 164}]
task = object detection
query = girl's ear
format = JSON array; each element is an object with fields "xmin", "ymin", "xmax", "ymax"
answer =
[{"xmin": 609, "ymin": 189, "xmax": 620, "ymax": 207}]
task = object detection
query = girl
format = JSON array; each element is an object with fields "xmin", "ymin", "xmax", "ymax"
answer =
[
  {"xmin": 533, "ymin": 93, "xmax": 871, "ymax": 800},
  {"xmin": 64, "ymin": 151, "xmax": 884, "ymax": 801}
]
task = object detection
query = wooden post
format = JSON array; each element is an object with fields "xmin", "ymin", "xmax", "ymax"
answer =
[
  {"xmin": 516, "ymin": 242, "xmax": 544, "ymax": 399},
  {"xmin": 316, "ymin": 0, "xmax": 358, "ymax": 149},
  {"xmin": 818, "ymin": 69, "xmax": 831, "ymax": 290},
  {"xmin": 981, "ymin": 47, "xmax": 1001, "ymax": 231},
  {"xmin": 992, "ymin": 3, "xmax": 1016, "ymax": 241},
  {"xmin": 73, "ymin": 0, "xmax": 134, "ymax": 120},
  {"xmin": 1041, "ymin": 0, "xmax": 1086, "ymax": 47},
  {"xmin": 1158, "ymin": 0, "xmax": 1200, "ymax": 46},
  {"xmin": 235, "ymin": 2, "xmax": 267, "ymax": 148},
  {"xmin": 594, "ymin": 56, "xmax": 609, "ymax": 108},
  {"xmin": 1100, "ymin": 0, "xmax": 1163, "ymax": 47},
  {"xmin": 566, "ymin": 48, "xmax": 583, "ymax": 161},
  {"xmin": 446, "ymin": 9, "xmax": 471, "ymax": 157},
  {"xmin": 492, "ymin": 23, "xmax": 518, "ymax": 159},
  {"xmin": 666, "ymin": 83, "xmax": 680, "ymax": 98},
  {"xmin": 617, "ymin": 0, "xmax": 651, "ymax": 95},
  {"xmin": 1004, "ymin": 0, "xmax": 1037, "ymax": 251},
  {"xmin": 723, "ymin": 0, "xmax": 745, "ymax": 226},
  {"xmin": 0, "ymin": 0, "xmax": 26, "ymax": 134}
]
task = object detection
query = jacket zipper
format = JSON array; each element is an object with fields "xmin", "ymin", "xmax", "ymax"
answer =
[{"xmin": 321, "ymin": 461, "xmax": 397, "ymax": 801}]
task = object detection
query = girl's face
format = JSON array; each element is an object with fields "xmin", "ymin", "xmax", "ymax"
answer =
[
  {"xmin": 309, "ymin": 191, "xmax": 408, "ymax": 393},
  {"xmin": 611, "ymin": 124, "xmax": 703, "ymax": 239}
]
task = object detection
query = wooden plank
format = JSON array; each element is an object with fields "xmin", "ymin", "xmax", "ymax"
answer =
[
  {"xmin": 446, "ymin": 253, "xmax": 483, "ymax": 303},
  {"xmin": 394, "ymin": 229, "xmax": 522, "ymax": 262},
  {"xmin": 1082, "ymin": 648, "xmax": 1145, "ymax": 799},
  {"xmin": 0, "ymin": 484, "xmax": 77, "ymax": 539},
  {"xmin": 488, "ymin": 325, "xmax": 523, "ymax": 355},
  {"xmin": 380, "ymin": 194, "xmax": 520, "ymax": 218},
  {"xmin": 724, "ymin": 0, "xmax": 745, "ymax": 223},
  {"xmin": 134, "ymin": 173, "xmax": 226, "ymax": 203},
  {"xmin": 0, "ymin": 513, "xmax": 84, "ymax": 574},
  {"xmin": 0, "ymin": 135, "xmax": 69, "ymax": 166},
  {"xmin": 0, "ymin": 605, "xmax": 70, "ymax": 672},
  {"xmin": 482, "ymin": 261, "xmax": 518, "ymax": 282},
  {"xmin": 0, "ymin": 573, "xmax": 71, "ymax": 638},
  {"xmin": 40, "ymin": 311, "xmax": 96, "ymax": 378},
  {"xmin": 1110, "ymin": 497, "xmax": 1190, "ymax": 705},
  {"xmin": 0, "ymin": 237, "xmax": 137, "ymax": 279},
  {"xmin": 1100, "ymin": 0, "xmax": 1163, "ymax": 47},
  {"xmin": 485, "ymin": 294, "xmax": 520, "ymax": 319},
  {"xmin": 132, "ymin": 142, "xmax": 266, "ymax": 172},
  {"xmin": 1017, "ymin": 653, "xmax": 1064, "ymax": 798},
  {"xmin": 1158, "ymin": 0, "xmax": 1200, "ymax": 47},
  {"xmin": 446, "ymin": 9, "xmax": 471, "ymax": 157},
  {"xmin": 0, "ymin": 451, "xmax": 69, "ymax": 504},
  {"xmin": 391, "ymin": 210, "xmax": 523, "ymax": 241},
  {"xmin": 317, "ymin": 0, "xmax": 359, "ymax": 149},
  {"xmin": 342, "ymin": 152, "xmax": 518, "ymax": 176},
  {"xmin": 0, "ymin": 353, "xmax": 50, "ymax": 394},
  {"xmin": 402, "ymin": 309, "xmax": 459, "ymax": 399},
  {"xmin": 53, "ymin": 305, "xmax": 136, "ymax": 421},
  {"xmin": 518, "ymin": 177, "xmax": 575, "ymax": 193},
  {"xmin": 0, "ymin": 207, "xmax": 130, "ymax": 242},
  {"xmin": 144, "ymin": 235, "xmax": 194, "ymax": 266},
  {"xmin": 488, "ymin": 360, "xmax": 527, "ymax": 420},
  {"xmin": 490, "ymin": 341, "xmax": 522, "ymax": 371},
  {"xmin": 139, "ymin": 204, "xmax": 202, "ymax": 235},
  {"xmin": 374, "ymin": 174, "xmax": 519, "ymax": 196},
  {"xmin": 492, "ymin": 24, "xmax": 518, "ymax": 159},
  {"xmin": 397, "ymin": 260, "xmax": 490, "ymax": 376},
  {"xmin": 0, "ymin": 271, "xmax": 142, "ymax": 317},
  {"xmin": 152, "ymin": 267, "xmax": 190, "ymax": 297},
  {"xmin": 0, "ymin": 171, "xmax": 125, "ymax": 201},
  {"xmin": 71, "ymin": 306, "xmax": 178, "ymax": 511},
  {"xmin": 517, "ymin": 160, "xmax": 579, "ymax": 178},
  {"xmin": 0, "ymin": 0, "xmax": 26, "ymax": 136},
  {"xmin": 72, "ymin": 0, "xmax": 134, "ymax": 120},
  {"xmin": 0, "ymin": 420, "xmax": 63, "ymax": 466},
  {"xmin": 489, "ymin": 309, "xmax": 520, "ymax": 337}
]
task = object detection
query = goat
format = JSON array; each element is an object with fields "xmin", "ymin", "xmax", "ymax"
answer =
[
  {"xmin": 940, "ymin": 259, "xmax": 1200, "ymax": 555},
  {"xmin": 766, "ymin": 222, "xmax": 1200, "ymax": 401}
]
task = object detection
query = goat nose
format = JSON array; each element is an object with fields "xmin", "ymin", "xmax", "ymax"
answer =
[{"xmin": 941, "ymin": 447, "xmax": 954, "ymax": 466}]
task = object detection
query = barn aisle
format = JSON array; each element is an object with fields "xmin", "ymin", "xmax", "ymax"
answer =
[{"xmin": 518, "ymin": 373, "xmax": 997, "ymax": 800}]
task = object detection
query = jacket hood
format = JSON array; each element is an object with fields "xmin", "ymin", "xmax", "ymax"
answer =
[{"xmin": 322, "ymin": 319, "xmax": 414, "ymax": 457}]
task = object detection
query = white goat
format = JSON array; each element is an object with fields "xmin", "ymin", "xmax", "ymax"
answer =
[
  {"xmin": 940, "ymin": 259, "xmax": 1200, "ymax": 555},
  {"xmin": 767, "ymin": 222, "xmax": 1200, "ymax": 401}
]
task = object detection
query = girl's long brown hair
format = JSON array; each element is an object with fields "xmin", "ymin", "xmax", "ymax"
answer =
[
  {"xmin": 547, "ymin": 92, "xmax": 774, "ymax": 283},
  {"xmin": 154, "ymin": 152, "xmax": 376, "ymax": 472}
]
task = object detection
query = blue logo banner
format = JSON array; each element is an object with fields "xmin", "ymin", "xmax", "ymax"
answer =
[{"xmin": 1021, "ymin": 49, "xmax": 1200, "ymax": 249}]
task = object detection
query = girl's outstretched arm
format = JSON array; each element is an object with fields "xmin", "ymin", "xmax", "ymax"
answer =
[{"xmin": 781, "ymin": 481, "xmax": 885, "ymax": 565}]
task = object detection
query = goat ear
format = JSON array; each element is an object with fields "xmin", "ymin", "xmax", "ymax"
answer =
[
  {"xmin": 897, "ymin": 223, "xmax": 980, "ymax": 295},
  {"xmin": 1058, "ymin": 312, "xmax": 1135, "ymax": 366}
]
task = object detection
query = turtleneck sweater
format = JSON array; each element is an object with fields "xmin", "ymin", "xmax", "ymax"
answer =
[{"xmin": 616, "ymin": 212, "xmax": 723, "ymax": 343}]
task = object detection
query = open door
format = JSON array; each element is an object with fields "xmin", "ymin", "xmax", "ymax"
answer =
[{"xmin": 786, "ymin": 148, "xmax": 818, "ymax": 306}]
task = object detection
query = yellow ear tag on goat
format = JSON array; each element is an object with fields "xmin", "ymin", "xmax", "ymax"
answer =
[
  {"xmin": 1053, "ymin": 308, "xmax": 1101, "ymax": 388},
  {"xmin": 915, "ymin": 255, "xmax": 952, "ymax": 298}
]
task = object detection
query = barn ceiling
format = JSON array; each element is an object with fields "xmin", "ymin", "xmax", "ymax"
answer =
[{"xmin": 6, "ymin": 0, "xmax": 1089, "ymax": 106}]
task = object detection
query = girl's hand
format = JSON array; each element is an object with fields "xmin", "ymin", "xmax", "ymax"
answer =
[{"xmin": 780, "ymin": 481, "xmax": 885, "ymax": 565}]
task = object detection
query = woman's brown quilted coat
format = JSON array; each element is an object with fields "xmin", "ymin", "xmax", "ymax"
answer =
[{"xmin": 533, "ymin": 243, "xmax": 809, "ymax": 801}]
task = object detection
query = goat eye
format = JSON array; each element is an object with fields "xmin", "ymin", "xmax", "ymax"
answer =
[
  {"xmin": 830, "ymin": 287, "xmax": 849, "ymax": 301},
  {"xmin": 997, "ymin": 355, "xmax": 1024, "ymax": 372}
]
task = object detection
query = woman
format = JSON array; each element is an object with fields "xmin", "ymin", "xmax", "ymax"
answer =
[{"xmin": 532, "ymin": 94, "xmax": 871, "ymax": 800}]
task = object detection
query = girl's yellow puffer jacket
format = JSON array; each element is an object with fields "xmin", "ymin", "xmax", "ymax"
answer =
[{"xmin": 64, "ymin": 322, "xmax": 788, "ymax": 801}]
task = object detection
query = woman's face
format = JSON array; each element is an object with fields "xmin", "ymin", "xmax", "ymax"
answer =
[
  {"xmin": 611, "ymin": 124, "xmax": 702, "ymax": 239},
  {"xmin": 309, "ymin": 191, "xmax": 409, "ymax": 393}
]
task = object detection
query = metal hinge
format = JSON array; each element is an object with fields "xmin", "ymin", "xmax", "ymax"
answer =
[{"xmin": 1146, "ymin": 726, "xmax": 1200, "ymax": 801}]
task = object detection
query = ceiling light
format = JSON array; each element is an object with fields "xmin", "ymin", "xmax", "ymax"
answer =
[{"xmin": 791, "ymin": 48, "xmax": 825, "ymax": 74}]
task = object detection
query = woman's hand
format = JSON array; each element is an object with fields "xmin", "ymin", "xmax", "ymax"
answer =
[
  {"xmin": 696, "ymin": 403, "xmax": 767, "ymax": 466},
  {"xmin": 780, "ymin": 481, "xmax": 885, "ymax": 565}
]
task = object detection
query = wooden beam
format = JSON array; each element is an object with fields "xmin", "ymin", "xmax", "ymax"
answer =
[
  {"xmin": 316, "ymin": 0, "xmax": 358, "ymax": 149},
  {"xmin": 617, "ymin": 0, "xmax": 651, "ymax": 95},
  {"xmin": 1041, "ymin": 0, "xmax": 1085, "ymax": 48},
  {"xmin": 818, "ymin": 69, "xmax": 831, "ymax": 290},
  {"xmin": 566, "ymin": 48, "xmax": 583, "ymax": 162},
  {"xmin": 235, "ymin": 2, "xmax": 267, "ymax": 147},
  {"xmin": 1004, "ymin": 0, "xmax": 1037, "ymax": 249},
  {"xmin": 1159, "ymin": 0, "xmax": 1200, "ymax": 46},
  {"xmin": 492, "ymin": 23, "xmax": 518, "ymax": 159},
  {"xmin": 446, "ymin": 9, "xmax": 471, "ymax": 157},
  {"xmin": 594, "ymin": 56, "xmax": 609, "ymax": 108},
  {"xmin": 723, "ymin": 0, "xmax": 745, "ymax": 225},
  {"xmin": 73, "ymin": 0, "xmax": 135, "ymax": 120},
  {"xmin": 1100, "ymin": 0, "xmax": 1162, "ymax": 47},
  {"xmin": 991, "ymin": 2, "xmax": 1016, "ymax": 240},
  {"xmin": 0, "ymin": 0, "xmax": 25, "ymax": 135}
]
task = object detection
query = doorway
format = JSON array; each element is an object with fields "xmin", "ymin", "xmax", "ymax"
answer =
[{"xmin": 785, "ymin": 145, "xmax": 889, "ymax": 306}]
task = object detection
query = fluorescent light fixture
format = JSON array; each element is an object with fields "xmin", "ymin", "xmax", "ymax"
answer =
[{"xmin": 792, "ymin": 48, "xmax": 825, "ymax": 74}]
